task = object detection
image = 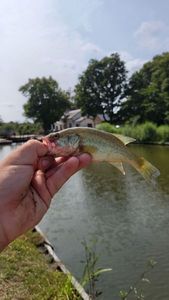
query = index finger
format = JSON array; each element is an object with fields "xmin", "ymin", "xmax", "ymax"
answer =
[
  {"xmin": 0, "ymin": 140, "xmax": 48, "ymax": 167},
  {"xmin": 46, "ymin": 154, "xmax": 91, "ymax": 196}
]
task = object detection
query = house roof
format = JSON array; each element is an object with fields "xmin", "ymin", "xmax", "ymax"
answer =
[
  {"xmin": 76, "ymin": 116, "xmax": 93, "ymax": 124},
  {"xmin": 66, "ymin": 109, "xmax": 81, "ymax": 120},
  {"xmin": 75, "ymin": 116, "xmax": 86, "ymax": 123}
]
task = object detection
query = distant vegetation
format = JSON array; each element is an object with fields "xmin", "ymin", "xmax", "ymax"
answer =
[
  {"xmin": 0, "ymin": 122, "xmax": 43, "ymax": 138},
  {"xmin": 96, "ymin": 122, "xmax": 169, "ymax": 143},
  {"xmin": 1, "ymin": 52, "xmax": 169, "ymax": 137},
  {"xmin": 19, "ymin": 77, "xmax": 71, "ymax": 132}
]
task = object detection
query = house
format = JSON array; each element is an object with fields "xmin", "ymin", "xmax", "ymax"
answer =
[{"xmin": 51, "ymin": 109, "xmax": 103, "ymax": 131}]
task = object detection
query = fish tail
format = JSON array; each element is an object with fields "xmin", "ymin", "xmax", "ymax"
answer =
[{"xmin": 133, "ymin": 157, "xmax": 160, "ymax": 185}]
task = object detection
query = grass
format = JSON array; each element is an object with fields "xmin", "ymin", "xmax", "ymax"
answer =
[{"xmin": 0, "ymin": 230, "xmax": 81, "ymax": 300}]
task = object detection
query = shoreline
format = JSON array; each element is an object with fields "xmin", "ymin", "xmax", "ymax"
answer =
[
  {"xmin": 0, "ymin": 135, "xmax": 42, "ymax": 145},
  {"xmin": 0, "ymin": 138, "xmax": 12, "ymax": 145},
  {"xmin": 133, "ymin": 141, "xmax": 169, "ymax": 146},
  {"xmin": 34, "ymin": 226, "xmax": 90, "ymax": 300},
  {"xmin": 0, "ymin": 138, "xmax": 169, "ymax": 146}
]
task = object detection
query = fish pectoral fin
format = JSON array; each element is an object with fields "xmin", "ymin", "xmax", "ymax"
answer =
[
  {"xmin": 112, "ymin": 134, "xmax": 136, "ymax": 145},
  {"xmin": 110, "ymin": 162, "xmax": 125, "ymax": 175}
]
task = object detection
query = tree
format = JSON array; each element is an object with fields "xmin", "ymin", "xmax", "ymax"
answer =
[
  {"xmin": 0, "ymin": 116, "xmax": 3, "ymax": 125},
  {"xmin": 74, "ymin": 53, "xmax": 128, "ymax": 123},
  {"xmin": 20, "ymin": 77, "xmax": 70, "ymax": 131},
  {"xmin": 119, "ymin": 52, "xmax": 169, "ymax": 125}
]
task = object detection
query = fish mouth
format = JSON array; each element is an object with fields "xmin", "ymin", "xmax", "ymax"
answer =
[
  {"xmin": 42, "ymin": 133, "xmax": 60, "ymax": 151},
  {"xmin": 43, "ymin": 132, "xmax": 60, "ymax": 143}
]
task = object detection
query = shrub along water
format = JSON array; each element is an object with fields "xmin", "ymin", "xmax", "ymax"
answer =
[
  {"xmin": 96, "ymin": 122, "xmax": 169, "ymax": 143},
  {"xmin": 157, "ymin": 125, "xmax": 169, "ymax": 143},
  {"xmin": 96, "ymin": 122, "xmax": 119, "ymax": 134}
]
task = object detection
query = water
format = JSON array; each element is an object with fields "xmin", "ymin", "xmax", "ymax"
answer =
[{"xmin": 1, "ymin": 144, "xmax": 169, "ymax": 299}]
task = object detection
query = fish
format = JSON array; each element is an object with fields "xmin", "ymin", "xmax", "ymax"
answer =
[{"xmin": 43, "ymin": 127, "xmax": 160, "ymax": 184}]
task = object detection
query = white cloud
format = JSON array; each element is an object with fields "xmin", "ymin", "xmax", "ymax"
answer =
[
  {"xmin": 120, "ymin": 51, "xmax": 145, "ymax": 74},
  {"xmin": 134, "ymin": 20, "xmax": 169, "ymax": 51},
  {"xmin": 126, "ymin": 58, "xmax": 146, "ymax": 74},
  {"xmin": 0, "ymin": 0, "xmax": 104, "ymax": 122},
  {"xmin": 57, "ymin": 0, "xmax": 103, "ymax": 34}
]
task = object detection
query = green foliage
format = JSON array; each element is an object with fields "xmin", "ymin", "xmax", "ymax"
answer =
[
  {"xmin": 0, "ymin": 122, "xmax": 15, "ymax": 137},
  {"xmin": 0, "ymin": 122, "xmax": 43, "ymax": 137},
  {"xmin": 75, "ymin": 53, "xmax": 128, "ymax": 123},
  {"xmin": 96, "ymin": 122, "xmax": 119, "ymax": 133},
  {"xmin": 81, "ymin": 240, "xmax": 111, "ymax": 299},
  {"xmin": 157, "ymin": 125, "xmax": 169, "ymax": 142},
  {"xmin": 119, "ymin": 52, "xmax": 169, "ymax": 125},
  {"xmin": 20, "ymin": 77, "xmax": 70, "ymax": 132},
  {"xmin": 121, "ymin": 122, "xmax": 158, "ymax": 142},
  {"xmin": 119, "ymin": 124, "xmax": 138, "ymax": 139},
  {"xmin": 97, "ymin": 121, "xmax": 169, "ymax": 143},
  {"xmin": 60, "ymin": 274, "xmax": 81, "ymax": 299},
  {"xmin": 136, "ymin": 122, "xmax": 158, "ymax": 142}
]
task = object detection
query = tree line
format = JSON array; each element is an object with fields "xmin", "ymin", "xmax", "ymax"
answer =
[
  {"xmin": 1, "ymin": 52, "xmax": 169, "ymax": 133},
  {"xmin": 75, "ymin": 52, "xmax": 169, "ymax": 126}
]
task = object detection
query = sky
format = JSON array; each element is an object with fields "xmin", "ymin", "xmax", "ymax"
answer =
[{"xmin": 0, "ymin": 0, "xmax": 169, "ymax": 122}]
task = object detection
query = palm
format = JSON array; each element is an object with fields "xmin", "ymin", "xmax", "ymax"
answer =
[{"xmin": 0, "ymin": 140, "xmax": 91, "ymax": 250}]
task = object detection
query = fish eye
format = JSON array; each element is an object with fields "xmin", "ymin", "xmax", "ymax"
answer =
[
  {"xmin": 47, "ymin": 132, "xmax": 60, "ymax": 142},
  {"xmin": 53, "ymin": 132, "xmax": 59, "ymax": 139}
]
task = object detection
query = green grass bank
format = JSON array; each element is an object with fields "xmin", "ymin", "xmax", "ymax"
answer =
[
  {"xmin": 96, "ymin": 122, "xmax": 169, "ymax": 144},
  {"xmin": 0, "ymin": 230, "xmax": 82, "ymax": 300}
]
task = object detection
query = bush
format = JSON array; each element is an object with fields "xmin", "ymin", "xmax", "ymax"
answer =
[
  {"xmin": 120, "ymin": 122, "xmax": 158, "ymax": 142},
  {"xmin": 120, "ymin": 125, "xmax": 137, "ymax": 139},
  {"xmin": 138, "ymin": 122, "xmax": 158, "ymax": 142},
  {"xmin": 157, "ymin": 125, "xmax": 169, "ymax": 142},
  {"xmin": 96, "ymin": 122, "xmax": 119, "ymax": 133},
  {"xmin": 97, "ymin": 121, "xmax": 169, "ymax": 143}
]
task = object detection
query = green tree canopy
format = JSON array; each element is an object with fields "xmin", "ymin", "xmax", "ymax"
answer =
[
  {"xmin": 74, "ymin": 53, "xmax": 128, "ymax": 123},
  {"xmin": 119, "ymin": 52, "xmax": 169, "ymax": 125},
  {"xmin": 20, "ymin": 77, "xmax": 70, "ymax": 131}
]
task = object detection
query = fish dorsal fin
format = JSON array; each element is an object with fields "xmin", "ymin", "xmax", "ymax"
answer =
[
  {"xmin": 110, "ymin": 162, "xmax": 125, "ymax": 175},
  {"xmin": 112, "ymin": 133, "xmax": 136, "ymax": 145}
]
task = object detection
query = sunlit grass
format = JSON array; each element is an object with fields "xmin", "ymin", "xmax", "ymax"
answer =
[{"xmin": 0, "ymin": 230, "xmax": 81, "ymax": 300}]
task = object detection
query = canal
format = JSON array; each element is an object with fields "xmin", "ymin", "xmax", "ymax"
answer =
[{"xmin": 1, "ymin": 143, "xmax": 169, "ymax": 299}]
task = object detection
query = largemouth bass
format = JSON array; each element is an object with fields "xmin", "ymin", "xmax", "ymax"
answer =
[{"xmin": 43, "ymin": 127, "xmax": 160, "ymax": 184}]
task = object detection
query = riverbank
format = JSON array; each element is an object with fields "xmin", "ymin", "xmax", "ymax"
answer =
[
  {"xmin": 0, "ymin": 135, "xmax": 42, "ymax": 145},
  {"xmin": 0, "ymin": 138, "xmax": 12, "ymax": 145},
  {"xmin": 0, "ymin": 229, "xmax": 88, "ymax": 300}
]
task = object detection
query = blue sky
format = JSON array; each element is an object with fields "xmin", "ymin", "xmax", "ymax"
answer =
[{"xmin": 0, "ymin": 0, "xmax": 169, "ymax": 122}]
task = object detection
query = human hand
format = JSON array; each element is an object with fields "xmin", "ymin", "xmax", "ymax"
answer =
[{"xmin": 0, "ymin": 139, "xmax": 91, "ymax": 251}]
